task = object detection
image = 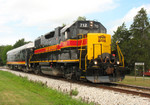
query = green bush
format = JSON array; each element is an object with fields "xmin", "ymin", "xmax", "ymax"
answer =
[{"xmin": 71, "ymin": 88, "xmax": 79, "ymax": 96}]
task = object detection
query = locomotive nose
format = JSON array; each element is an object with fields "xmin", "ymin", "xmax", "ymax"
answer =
[
  {"xmin": 105, "ymin": 66, "xmax": 114, "ymax": 75},
  {"xmin": 86, "ymin": 62, "xmax": 115, "ymax": 83}
]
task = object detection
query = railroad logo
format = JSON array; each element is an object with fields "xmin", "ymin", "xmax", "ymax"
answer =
[{"xmin": 98, "ymin": 35, "xmax": 106, "ymax": 42}]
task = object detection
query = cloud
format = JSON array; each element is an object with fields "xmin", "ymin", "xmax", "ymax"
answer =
[
  {"xmin": 121, "ymin": 4, "xmax": 150, "ymax": 23},
  {"xmin": 109, "ymin": 4, "xmax": 150, "ymax": 35},
  {"xmin": 0, "ymin": 0, "xmax": 117, "ymax": 45},
  {"xmin": 0, "ymin": 30, "xmax": 32, "ymax": 45},
  {"xmin": 0, "ymin": 0, "xmax": 116, "ymax": 26}
]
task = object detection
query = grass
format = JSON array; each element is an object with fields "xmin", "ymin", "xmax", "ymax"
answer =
[
  {"xmin": 0, "ymin": 70, "xmax": 90, "ymax": 105},
  {"xmin": 117, "ymin": 75, "xmax": 150, "ymax": 87}
]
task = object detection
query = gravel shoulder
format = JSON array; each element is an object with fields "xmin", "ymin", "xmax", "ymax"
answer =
[{"xmin": 1, "ymin": 68, "xmax": 150, "ymax": 105}]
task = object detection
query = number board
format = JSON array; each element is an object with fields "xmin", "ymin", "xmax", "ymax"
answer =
[
  {"xmin": 78, "ymin": 22, "xmax": 89, "ymax": 28},
  {"xmin": 78, "ymin": 21, "xmax": 100, "ymax": 29}
]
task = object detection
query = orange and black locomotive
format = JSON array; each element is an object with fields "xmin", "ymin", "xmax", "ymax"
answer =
[{"xmin": 7, "ymin": 20, "xmax": 125, "ymax": 83}]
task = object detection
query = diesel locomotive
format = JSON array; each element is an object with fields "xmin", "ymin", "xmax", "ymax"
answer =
[{"xmin": 7, "ymin": 20, "xmax": 125, "ymax": 83}]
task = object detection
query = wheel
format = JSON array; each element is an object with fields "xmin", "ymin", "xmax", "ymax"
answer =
[
  {"xmin": 22, "ymin": 66, "xmax": 28, "ymax": 73},
  {"xmin": 10, "ymin": 65, "xmax": 14, "ymax": 70},
  {"xmin": 34, "ymin": 65, "xmax": 42, "ymax": 75}
]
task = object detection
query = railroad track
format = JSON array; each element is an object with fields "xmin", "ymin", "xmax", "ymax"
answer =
[
  {"xmin": 70, "ymin": 81, "xmax": 150, "ymax": 98},
  {"xmin": 97, "ymin": 83, "xmax": 150, "ymax": 98},
  {"xmin": 1, "ymin": 67, "xmax": 150, "ymax": 98}
]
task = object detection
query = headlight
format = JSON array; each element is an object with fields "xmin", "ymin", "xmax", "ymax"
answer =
[
  {"xmin": 117, "ymin": 61, "xmax": 120, "ymax": 65},
  {"xmin": 90, "ymin": 21, "xmax": 93, "ymax": 24},
  {"xmin": 90, "ymin": 21, "xmax": 93, "ymax": 27},
  {"xmin": 94, "ymin": 61, "xmax": 98, "ymax": 65}
]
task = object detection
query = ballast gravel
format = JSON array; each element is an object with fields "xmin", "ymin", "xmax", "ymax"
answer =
[{"xmin": 1, "ymin": 68, "xmax": 150, "ymax": 105}]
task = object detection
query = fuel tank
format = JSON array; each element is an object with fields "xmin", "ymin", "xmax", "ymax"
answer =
[{"xmin": 41, "ymin": 66, "xmax": 63, "ymax": 76}]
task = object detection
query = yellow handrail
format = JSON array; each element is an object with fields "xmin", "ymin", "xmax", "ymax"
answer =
[
  {"xmin": 85, "ymin": 54, "xmax": 88, "ymax": 70},
  {"xmin": 78, "ymin": 34, "xmax": 84, "ymax": 70},
  {"xmin": 28, "ymin": 53, "xmax": 33, "ymax": 68},
  {"xmin": 116, "ymin": 41, "xmax": 124, "ymax": 67}
]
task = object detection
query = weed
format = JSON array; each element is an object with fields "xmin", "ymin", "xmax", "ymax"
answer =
[{"xmin": 71, "ymin": 88, "xmax": 79, "ymax": 96}]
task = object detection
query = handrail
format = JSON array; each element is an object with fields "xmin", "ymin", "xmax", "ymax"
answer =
[
  {"xmin": 116, "ymin": 41, "xmax": 125, "ymax": 67},
  {"xmin": 28, "ymin": 53, "xmax": 33, "ymax": 68},
  {"xmin": 78, "ymin": 34, "xmax": 84, "ymax": 70},
  {"xmin": 85, "ymin": 54, "xmax": 88, "ymax": 70}
]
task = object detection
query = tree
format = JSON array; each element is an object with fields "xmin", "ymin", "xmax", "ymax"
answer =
[
  {"xmin": 76, "ymin": 16, "xmax": 86, "ymax": 21},
  {"xmin": 0, "ymin": 46, "xmax": 5, "ymax": 65},
  {"xmin": 13, "ymin": 38, "xmax": 29, "ymax": 49},
  {"xmin": 62, "ymin": 23, "xmax": 66, "ymax": 27},
  {"xmin": 130, "ymin": 8, "xmax": 150, "ymax": 39},
  {"xmin": 112, "ymin": 8, "xmax": 150, "ymax": 72},
  {"xmin": 112, "ymin": 23, "xmax": 131, "ymax": 50},
  {"xmin": 1, "ymin": 45, "xmax": 13, "ymax": 64},
  {"xmin": 112, "ymin": 23, "xmax": 132, "ymax": 69},
  {"xmin": 130, "ymin": 8, "xmax": 150, "ymax": 69}
]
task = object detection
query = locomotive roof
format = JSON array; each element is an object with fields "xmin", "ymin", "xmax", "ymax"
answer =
[
  {"xmin": 60, "ymin": 20, "xmax": 103, "ymax": 34},
  {"xmin": 61, "ymin": 22, "xmax": 75, "ymax": 34},
  {"xmin": 7, "ymin": 42, "xmax": 34, "ymax": 55}
]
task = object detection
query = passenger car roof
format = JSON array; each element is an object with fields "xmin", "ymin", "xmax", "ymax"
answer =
[{"xmin": 7, "ymin": 42, "xmax": 34, "ymax": 55}]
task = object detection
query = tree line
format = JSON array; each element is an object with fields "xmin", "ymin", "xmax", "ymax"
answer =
[
  {"xmin": 0, "ymin": 38, "xmax": 30, "ymax": 65},
  {"xmin": 112, "ymin": 8, "xmax": 150, "ymax": 73}
]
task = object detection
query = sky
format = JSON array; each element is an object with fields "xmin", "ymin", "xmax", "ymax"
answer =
[{"xmin": 0, "ymin": 0, "xmax": 150, "ymax": 45}]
